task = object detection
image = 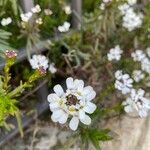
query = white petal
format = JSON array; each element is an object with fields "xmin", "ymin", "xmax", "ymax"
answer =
[
  {"xmin": 69, "ymin": 116, "xmax": 79, "ymax": 131},
  {"xmin": 51, "ymin": 109, "xmax": 63, "ymax": 122},
  {"xmin": 51, "ymin": 109, "xmax": 62, "ymax": 122},
  {"xmin": 85, "ymin": 91, "xmax": 96, "ymax": 101},
  {"xmin": 80, "ymin": 115, "xmax": 91, "ymax": 125},
  {"xmin": 74, "ymin": 79, "xmax": 84, "ymax": 90},
  {"xmin": 49, "ymin": 102, "xmax": 59, "ymax": 111},
  {"xmin": 47, "ymin": 93, "xmax": 60, "ymax": 103},
  {"xmin": 83, "ymin": 86, "xmax": 93, "ymax": 95},
  {"xmin": 79, "ymin": 109, "xmax": 86, "ymax": 120},
  {"xmin": 66, "ymin": 77, "xmax": 74, "ymax": 89},
  {"xmin": 53, "ymin": 84, "xmax": 64, "ymax": 97},
  {"xmin": 83, "ymin": 102, "xmax": 96, "ymax": 114},
  {"xmin": 58, "ymin": 112, "xmax": 68, "ymax": 124}
]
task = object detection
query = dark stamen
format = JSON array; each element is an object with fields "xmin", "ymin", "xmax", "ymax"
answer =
[{"xmin": 66, "ymin": 94, "xmax": 78, "ymax": 106}]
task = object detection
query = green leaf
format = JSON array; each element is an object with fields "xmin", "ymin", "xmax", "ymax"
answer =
[
  {"xmin": 15, "ymin": 111, "xmax": 23, "ymax": 137},
  {"xmin": 88, "ymin": 128, "xmax": 113, "ymax": 150}
]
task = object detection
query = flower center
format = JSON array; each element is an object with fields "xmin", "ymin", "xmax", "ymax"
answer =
[{"xmin": 66, "ymin": 94, "xmax": 78, "ymax": 106}]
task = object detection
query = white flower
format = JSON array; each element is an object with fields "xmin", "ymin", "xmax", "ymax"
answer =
[
  {"xmin": 115, "ymin": 70, "xmax": 133, "ymax": 94},
  {"xmin": 36, "ymin": 18, "xmax": 43, "ymax": 25},
  {"xmin": 99, "ymin": 3, "xmax": 105, "ymax": 10},
  {"xmin": 122, "ymin": 9, "xmax": 143, "ymax": 31},
  {"xmin": 146, "ymin": 47, "xmax": 150, "ymax": 57},
  {"xmin": 131, "ymin": 50, "xmax": 146, "ymax": 62},
  {"xmin": 141, "ymin": 58, "xmax": 150, "ymax": 73},
  {"xmin": 118, "ymin": 3, "xmax": 130, "ymax": 15},
  {"xmin": 107, "ymin": 45, "xmax": 123, "ymax": 61},
  {"xmin": 64, "ymin": 5, "xmax": 72, "ymax": 15},
  {"xmin": 103, "ymin": 0, "xmax": 112, "ymax": 3},
  {"xmin": 123, "ymin": 89, "xmax": 150, "ymax": 117},
  {"xmin": 127, "ymin": 0, "xmax": 137, "ymax": 5},
  {"xmin": 21, "ymin": 12, "xmax": 32, "ymax": 22},
  {"xmin": 58, "ymin": 21, "xmax": 70, "ymax": 32},
  {"xmin": 132, "ymin": 70, "xmax": 145, "ymax": 82},
  {"xmin": 31, "ymin": 4, "xmax": 41, "ymax": 13},
  {"xmin": 1, "ymin": 17, "xmax": 12, "ymax": 26},
  {"xmin": 44, "ymin": 9, "xmax": 53, "ymax": 15},
  {"xmin": 47, "ymin": 77, "xmax": 97, "ymax": 131},
  {"xmin": 29, "ymin": 55, "xmax": 49, "ymax": 70},
  {"xmin": 49, "ymin": 63, "xmax": 57, "ymax": 74}
]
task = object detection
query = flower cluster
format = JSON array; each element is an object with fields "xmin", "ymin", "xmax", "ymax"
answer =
[
  {"xmin": 63, "ymin": 5, "xmax": 72, "ymax": 15},
  {"xmin": 107, "ymin": 45, "xmax": 123, "ymax": 61},
  {"xmin": 131, "ymin": 49, "xmax": 150, "ymax": 74},
  {"xmin": 123, "ymin": 89, "xmax": 150, "ymax": 117},
  {"xmin": 118, "ymin": 0, "xmax": 143, "ymax": 31},
  {"xmin": 111, "ymin": 46, "xmax": 150, "ymax": 117},
  {"xmin": 58, "ymin": 21, "xmax": 70, "ymax": 32},
  {"xmin": 20, "ymin": 4, "xmax": 42, "ymax": 27},
  {"xmin": 21, "ymin": 12, "xmax": 33, "ymax": 22},
  {"xmin": 29, "ymin": 54, "xmax": 57, "ymax": 74},
  {"xmin": 115, "ymin": 70, "xmax": 133, "ymax": 94},
  {"xmin": 132, "ymin": 70, "xmax": 145, "ymax": 82},
  {"xmin": 1, "ymin": 17, "xmax": 12, "ymax": 26},
  {"xmin": 47, "ymin": 77, "xmax": 96, "ymax": 130},
  {"xmin": 44, "ymin": 9, "xmax": 53, "ymax": 16}
]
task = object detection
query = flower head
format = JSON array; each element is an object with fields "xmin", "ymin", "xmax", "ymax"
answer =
[
  {"xmin": 64, "ymin": 5, "xmax": 72, "ymax": 15},
  {"xmin": 131, "ymin": 50, "xmax": 146, "ymax": 62},
  {"xmin": 58, "ymin": 21, "xmax": 70, "ymax": 32},
  {"xmin": 132, "ymin": 70, "xmax": 145, "ymax": 82},
  {"xmin": 36, "ymin": 18, "xmax": 43, "ymax": 25},
  {"xmin": 29, "ymin": 54, "xmax": 49, "ymax": 70},
  {"xmin": 5, "ymin": 50, "xmax": 17, "ymax": 59},
  {"xmin": 107, "ymin": 45, "xmax": 123, "ymax": 61},
  {"xmin": 49, "ymin": 63, "xmax": 57, "ymax": 74},
  {"xmin": 47, "ymin": 77, "xmax": 97, "ymax": 131},
  {"xmin": 21, "ymin": 12, "xmax": 32, "ymax": 22},
  {"xmin": 1, "ymin": 17, "xmax": 12, "ymax": 26},
  {"xmin": 123, "ymin": 89, "xmax": 150, "ymax": 117},
  {"xmin": 115, "ymin": 70, "xmax": 133, "ymax": 94},
  {"xmin": 31, "ymin": 4, "xmax": 41, "ymax": 13},
  {"xmin": 44, "ymin": 9, "xmax": 53, "ymax": 15}
]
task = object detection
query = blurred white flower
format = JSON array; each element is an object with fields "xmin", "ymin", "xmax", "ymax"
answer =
[
  {"xmin": 103, "ymin": 0, "xmax": 112, "ymax": 3},
  {"xmin": 47, "ymin": 77, "xmax": 96, "ymax": 131},
  {"xmin": 115, "ymin": 70, "xmax": 133, "ymax": 94},
  {"xmin": 141, "ymin": 58, "xmax": 150, "ymax": 73},
  {"xmin": 131, "ymin": 50, "xmax": 146, "ymax": 62},
  {"xmin": 132, "ymin": 70, "xmax": 145, "ymax": 82},
  {"xmin": 21, "ymin": 12, "xmax": 32, "ymax": 22},
  {"xmin": 99, "ymin": 3, "xmax": 105, "ymax": 10},
  {"xmin": 49, "ymin": 63, "xmax": 57, "ymax": 74},
  {"xmin": 36, "ymin": 18, "xmax": 43, "ymax": 25},
  {"xmin": 31, "ymin": 4, "xmax": 41, "ymax": 13},
  {"xmin": 127, "ymin": 0, "xmax": 137, "ymax": 5},
  {"xmin": 123, "ymin": 89, "xmax": 150, "ymax": 117},
  {"xmin": 64, "ymin": 5, "xmax": 72, "ymax": 15},
  {"xmin": 107, "ymin": 45, "xmax": 123, "ymax": 61},
  {"xmin": 122, "ymin": 8, "xmax": 143, "ymax": 31},
  {"xmin": 1, "ymin": 17, "xmax": 12, "ymax": 26},
  {"xmin": 44, "ymin": 9, "xmax": 53, "ymax": 15},
  {"xmin": 29, "ymin": 55, "xmax": 49, "ymax": 70},
  {"xmin": 118, "ymin": 3, "xmax": 130, "ymax": 15},
  {"xmin": 58, "ymin": 21, "xmax": 70, "ymax": 32}
]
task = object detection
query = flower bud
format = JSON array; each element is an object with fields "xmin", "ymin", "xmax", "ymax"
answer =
[{"xmin": 5, "ymin": 50, "xmax": 17, "ymax": 59}]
